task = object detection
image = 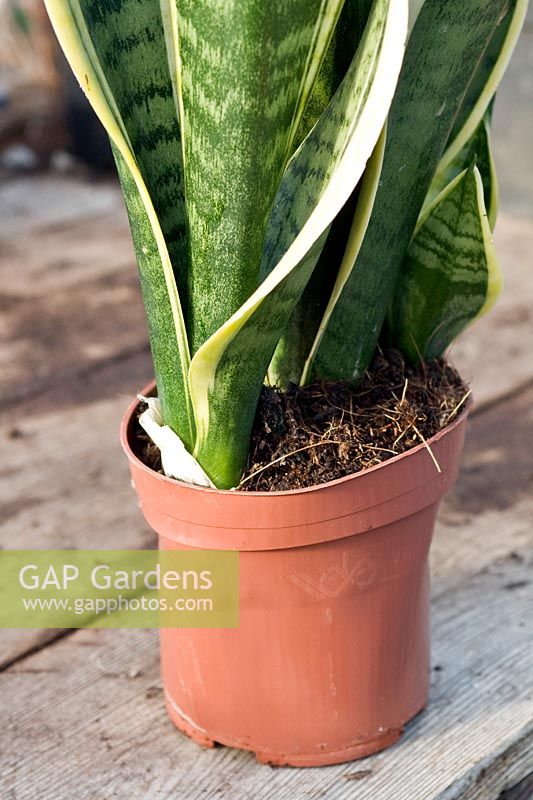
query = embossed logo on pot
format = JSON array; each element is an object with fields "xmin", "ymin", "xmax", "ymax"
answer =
[{"xmin": 288, "ymin": 554, "xmax": 377, "ymax": 599}]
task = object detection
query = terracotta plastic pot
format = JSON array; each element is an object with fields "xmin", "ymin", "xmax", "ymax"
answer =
[{"xmin": 121, "ymin": 384, "xmax": 469, "ymax": 767}]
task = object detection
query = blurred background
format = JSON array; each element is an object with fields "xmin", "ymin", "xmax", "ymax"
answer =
[{"xmin": 0, "ymin": 0, "xmax": 112, "ymax": 172}]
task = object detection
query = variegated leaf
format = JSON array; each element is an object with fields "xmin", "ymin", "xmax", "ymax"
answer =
[
  {"xmin": 277, "ymin": 0, "xmax": 421, "ymax": 387},
  {"xmin": 301, "ymin": 126, "xmax": 386, "ymax": 383},
  {"xmin": 292, "ymin": 0, "xmax": 373, "ymax": 149},
  {"xmin": 189, "ymin": 0, "xmax": 408, "ymax": 488},
  {"xmin": 78, "ymin": 0, "xmax": 189, "ymax": 303},
  {"xmin": 441, "ymin": 0, "xmax": 528, "ymax": 171},
  {"xmin": 44, "ymin": 0, "xmax": 194, "ymax": 447},
  {"xmin": 172, "ymin": 0, "xmax": 346, "ymax": 353},
  {"xmin": 270, "ymin": 124, "xmax": 385, "ymax": 388},
  {"xmin": 388, "ymin": 165, "xmax": 502, "ymax": 363},
  {"xmin": 408, "ymin": 0, "xmax": 425, "ymax": 32},
  {"xmin": 310, "ymin": 0, "xmax": 510, "ymax": 382},
  {"xmin": 268, "ymin": 0, "xmax": 374, "ymax": 386},
  {"xmin": 430, "ymin": 0, "xmax": 527, "ymax": 234},
  {"xmin": 424, "ymin": 110, "xmax": 498, "ymax": 230}
]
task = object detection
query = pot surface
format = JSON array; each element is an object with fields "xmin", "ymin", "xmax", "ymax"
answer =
[{"xmin": 121, "ymin": 386, "xmax": 469, "ymax": 766}]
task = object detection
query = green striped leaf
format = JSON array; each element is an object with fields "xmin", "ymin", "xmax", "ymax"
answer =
[
  {"xmin": 429, "ymin": 0, "xmax": 527, "ymax": 233},
  {"xmin": 292, "ymin": 0, "xmax": 373, "ymax": 148},
  {"xmin": 269, "ymin": 124, "xmax": 385, "ymax": 388},
  {"xmin": 440, "ymin": 0, "xmax": 528, "ymax": 171},
  {"xmin": 174, "ymin": 0, "xmax": 346, "ymax": 353},
  {"xmin": 112, "ymin": 147, "xmax": 194, "ymax": 445},
  {"xmin": 268, "ymin": 0, "xmax": 375, "ymax": 387},
  {"xmin": 301, "ymin": 126, "xmax": 386, "ymax": 383},
  {"xmin": 77, "ymin": 0, "xmax": 189, "ymax": 306},
  {"xmin": 310, "ymin": 0, "xmax": 510, "ymax": 382},
  {"xmin": 189, "ymin": 0, "xmax": 408, "ymax": 488},
  {"xmin": 44, "ymin": 0, "xmax": 194, "ymax": 448},
  {"xmin": 388, "ymin": 165, "xmax": 502, "ymax": 363},
  {"xmin": 274, "ymin": 0, "xmax": 424, "ymax": 387},
  {"xmin": 265, "ymin": 190, "xmax": 355, "ymax": 388},
  {"xmin": 424, "ymin": 110, "xmax": 498, "ymax": 230}
]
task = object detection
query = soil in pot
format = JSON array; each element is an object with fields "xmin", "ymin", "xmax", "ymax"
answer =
[{"xmin": 132, "ymin": 350, "xmax": 469, "ymax": 491}]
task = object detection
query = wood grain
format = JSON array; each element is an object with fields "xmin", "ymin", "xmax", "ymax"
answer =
[
  {"xmin": 0, "ymin": 387, "xmax": 154, "ymax": 667},
  {"xmin": 0, "ymin": 175, "xmax": 147, "ymax": 405}
]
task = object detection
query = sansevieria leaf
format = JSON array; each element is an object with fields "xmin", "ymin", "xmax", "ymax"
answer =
[
  {"xmin": 292, "ymin": 0, "xmax": 373, "ymax": 149},
  {"xmin": 440, "ymin": 0, "xmax": 528, "ymax": 174},
  {"xmin": 268, "ymin": 0, "xmax": 375, "ymax": 386},
  {"xmin": 44, "ymin": 0, "xmax": 194, "ymax": 448},
  {"xmin": 189, "ymin": 0, "xmax": 408, "ymax": 488},
  {"xmin": 430, "ymin": 0, "xmax": 528, "ymax": 232},
  {"xmin": 173, "ymin": 0, "xmax": 347, "ymax": 353},
  {"xmin": 76, "ymin": 0, "xmax": 190, "ymax": 307},
  {"xmin": 301, "ymin": 126, "xmax": 386, "ymax": 384},
  {"xmin": 309, "ymin": 0, "xmax": 510, "ymax": 382},
  {"xmin": 424, "ymin": 110, "xmax": 498, "ymax": 230},
  {"xmin": 269, "ymin": 129, "xmax": 386, "ymax": 389},
  {"xmin": 408, "ymin": 0, "xmax": 425, "ymax": 31},
  {"xmin": 273, "ymin": 0, "xmax": 422, "ymax": 386},
  {"xmin": 388, "ymin": 165, "xmax": 503, "ymax": 363}
]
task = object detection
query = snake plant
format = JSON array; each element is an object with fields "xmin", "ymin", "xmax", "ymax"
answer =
[{"xmin": 45, "ymin": 0, "xmax": 527, "ymax": 489}]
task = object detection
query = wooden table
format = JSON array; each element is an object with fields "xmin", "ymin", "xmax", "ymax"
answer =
[{"xmin": 1, "ymin": 23, "xmax": 533, "ymax": 794}]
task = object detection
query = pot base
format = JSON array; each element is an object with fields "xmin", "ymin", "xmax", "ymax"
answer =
[{"xmin": 164, "ymin": 692, "xmax": 424, "ymax": 767}]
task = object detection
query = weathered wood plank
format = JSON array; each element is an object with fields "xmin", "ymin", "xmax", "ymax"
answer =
[
  {"xmin": 0, "ymin": 532, "xmax": 530, "ymax": 800},
  {"xmin": 499, "ymin": 772, "xmax": 533, "ymax": 800},
  {"xmin": 0, "ymin": 176, "xmax": 149, "ymax": 404},
  {"xmin": 0, "ymin": 390, "xmax": 153, "ymax": 553},
  {"xmin": 430, "ymin": 387, "xmax": 533, "ymax": 596},
  {"xmin": 0, "ymin": 368, "xmax": 153, "ymax": 666},
  {"xmin": 0, "ymin": 176, "xmax": 124, "ymax": 237}
]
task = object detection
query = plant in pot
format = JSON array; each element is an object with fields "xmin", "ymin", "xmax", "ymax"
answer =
[{"xmin": 45, "ymin": 0, "xmax": 526, "ymax": 768}]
